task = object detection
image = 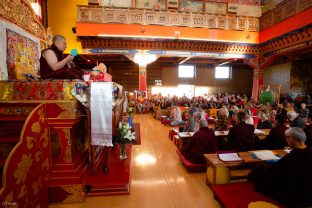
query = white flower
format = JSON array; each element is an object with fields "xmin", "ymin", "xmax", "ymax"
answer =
[{"xmin": 124, "ymin": 130, "xmax": 135, "ymax": 141}]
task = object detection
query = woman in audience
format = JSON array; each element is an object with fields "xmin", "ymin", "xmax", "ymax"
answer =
[
  {"xmin": 170, "ymin": 105, "xmax": 183, "ymax": 126},
  {"xmin": 183, "ymin": 109, "xmax": 195, "ymax": 132},
  {"xmin": 215, "ymin": 108, "xmax": 229, "ymax": 131},
  {"xmin": 193, "ymin": 112, "xmax": 202, "ymax": 132},
  {"xmin": 284, "ymin": 102, "xmax": 294, "ymax": 112},
  {"xmin": 257, "ymin": 111, "xmax": 273, "ymax": 129}
]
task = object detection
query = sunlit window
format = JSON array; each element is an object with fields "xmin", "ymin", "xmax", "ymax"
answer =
[
  {"xmin": 195, "ymin": 87, "xmax": 209, "ymax": 96},
  {"xmin": 178, "ymin": 65, "xmax": 195, "ymax": 78},
  {"xmin": 215, "ymin": 66, "xmax": 231, "ymax": 79}
]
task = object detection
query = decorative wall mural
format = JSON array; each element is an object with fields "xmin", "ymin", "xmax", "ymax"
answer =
[
  {"xmin": 205, "ymin": 2, "xmax": 227, "ymax": 14},
  {"xmin": 264, "ymin": 63, "xmax": 291, "ymax": 95},
  {"xmin": 179, "ymin": 0, "xmax": 203, "ymax": 13},
  {"xmin": 6, "ymin": 28, "xmax": 40, "ymax": 79},
  {"xmin": 99, "ymin": 0, "xmax": 132, "ymax": 7},
  {"xmin": 136, "ymin": 0, "xmax": 166, "ymax": 10},
  {"xmin": 290, "ymin": 60, "xmax": 312, "ymax": 94}
]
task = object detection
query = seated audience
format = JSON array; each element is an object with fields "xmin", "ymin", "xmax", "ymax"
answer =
[
  {"xmin": 183, "ymin": 110, "xmax": 195, "ymax": 132},
  {"xmin": 253, "ymin": 128, "xmax": 312, "ymax": 207},
  {"xmin": 287, "ymin": 111, "xmax": 305, "ymax": 128},
  {"xmin": 304, "ymin": 113, "xmax": 312, "ymax": 148},
  {"xmin": 39, "ymin": 35, "xmax": 83, "ymax": 79},
  {"xmin": 257, "ymin": 111, "xmax": 272, "ymax": 129},
  {"xmin": 260, "ymin": 114, "xmax": 288, "ymax": 149},
  {"xmin": 226, "ymin": 111, "xmax": 256, "ymax": 151},
  {"xmin": 181, "ymin": 119, "xmax": 217, "ymax": 164},
  {"xmin": 215, "ymin": 108, "xmax": 229, "ymax": 131}
]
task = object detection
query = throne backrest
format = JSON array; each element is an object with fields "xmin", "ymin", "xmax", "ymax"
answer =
[{"xmin": 0, "ymin": 0, "xmax": 48, "ymax": 80}]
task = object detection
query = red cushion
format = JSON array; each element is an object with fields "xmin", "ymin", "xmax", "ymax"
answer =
[
  {"xmin": 211, "ymin": 182, "xmax": 286, "ymax": 208},
  {"xmin": 176, "ymin": 149, "xmax": 206, "ymax": 172}
]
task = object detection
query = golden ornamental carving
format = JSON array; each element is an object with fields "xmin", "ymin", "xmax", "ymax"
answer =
[
  {"xmin": 62, "ymin": 185, "xmax": 86, "ymax": 203},
  {"xmin": 32, "ymin": 176, "xmax": 42, "ymax": 195},
  {"xmin": 40, "ymin": 128, "xmax": 49, "ymax": 148},
  {"xmin": 41, "ymin": 158, "xmax": 49, "ymax": 170},
  {"xmin": 18, "ymin": 184, "xmax": 26, "ymax": 199},
  {"xmin": 31, "ymin": 121, "xmax": 41, "ymax": 133},
  {"xmin": 26, "ymin": 136, "xmax": 34, "ymax": 149},
  {"xmin": 35, "ymin": 151, "xmax": 42, "ymax": 162},
  {"xmin": 0, "ymin": 0, "xmax": 47, "ymax": 41},
  {"xmin": 14, "ymin": 154, "xmax": 33, "ymax": 184},
  {"xmin": 55, "ymin": 102, "xmax": 82, "ymax": 119},
  {"xmin": 63, "ymin": 129, "xmax": 72, "ymax": 163}
]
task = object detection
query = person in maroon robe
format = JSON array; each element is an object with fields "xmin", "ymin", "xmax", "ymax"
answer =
[
  {"xmin": 181, "ymin": 119, "xmax": 217, "ymax": 164},
  {"xmin": 304, "ymin": 113, "xmax": 312, "ymax": 148},
  {"xmin": 226, "ymin": 111, "xmax": 256, "ymax": 151},
  {"xmin": 260, "ymin": 114, "xmax": 289, "ymax": 149},
  {"xmin": 39, "ymin": 35, "xmax": 83, "ymax": 79},
  {"xmin": 253, "ymin": 128, "xmax": 312, "ymax": 207}
]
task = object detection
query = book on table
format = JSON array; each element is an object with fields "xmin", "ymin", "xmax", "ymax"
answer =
[
  {"xmin": 249, "ymin": 150, "xmax": 280, "ymax": 161},
  {"xmin": 218, "ymin": 152, "xmax": 243, "ymax": 162}
]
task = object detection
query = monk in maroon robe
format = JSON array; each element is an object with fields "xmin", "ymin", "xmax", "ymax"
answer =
[
  {"xmin": 260, "ymin": 114, "xmax": 289, "ymax": 149},
  {"xmin": 181, "ymin": 119, "xmax": 217, "ymax": 164},
  {"xmin": 227, "ymin": 111, "xmax": 256, "ymax": 151},
  {"xmin": 304, "ymin": 114, "xmax": 312, "ymax": 148},
  {"xmin": 39, "ymin": 35, "xmax": 83, "ymax": 79},
  {"xmin": 253, "ymin": 128, "xmax": 312, "ymax": 207}
]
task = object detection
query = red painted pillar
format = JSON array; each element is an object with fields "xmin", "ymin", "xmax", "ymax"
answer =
[
  {"xmin": 252, "ymin": 68, "xmax": 264, "ymax": 100},
  {"xmin": 244, "ymin": 56, "xmax": 274, "ymax": 101},
  {"xmin": 139, "ymin": 65, "xmax": 147, "ymax": 92}
]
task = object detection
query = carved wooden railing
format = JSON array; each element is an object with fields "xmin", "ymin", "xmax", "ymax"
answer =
[
  {"xmin": 77, "ymin": 5, "xmax": 259, "ymax": 32},
  {"xmin": 260, "ymin": 0, "xmax": 312, "ymax": 31}
]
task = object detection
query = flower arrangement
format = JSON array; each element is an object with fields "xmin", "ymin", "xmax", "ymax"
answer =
[
  {"xmin": 117, "ymin": 122, "xmax": 136, "ymax": 159},
  {"xmin": 118, "ymin": 122, "xmax": 136, "ymax": 145},
  {"xmin": 127, "ymin": 106, "xmax": 135, "ymax": 114}
]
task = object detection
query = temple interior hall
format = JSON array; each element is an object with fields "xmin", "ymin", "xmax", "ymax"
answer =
[{"xmin": 0, "ymin": 0, "xmax": 312, "ymax": 207}]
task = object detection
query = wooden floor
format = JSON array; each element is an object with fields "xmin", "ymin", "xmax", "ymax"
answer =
[{"xmin": 49, "ymin": 114, "xmax": 221, "ymax": 208}]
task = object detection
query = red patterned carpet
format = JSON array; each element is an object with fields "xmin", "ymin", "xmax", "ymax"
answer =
[{"xmin": 86, "ymin": 144, "xmax": 132, "ymax": 196}]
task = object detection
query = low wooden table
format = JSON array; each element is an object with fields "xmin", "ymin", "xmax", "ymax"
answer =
[
  {"xmin": 204, "ymin": 150, "xmax": 287, "ymax": 186},
  {"xmin": 177, "ymin": 132, "xmax": 194, "ymax": 149}
]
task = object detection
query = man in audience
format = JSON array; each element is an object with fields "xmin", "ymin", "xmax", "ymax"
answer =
[
  {"xmin": 260, "ymin": 114, "xmax": 288, "ymax": 149},
  {"xmin": 287, "ymin": 111, "xmax": 305, "ymax": 128},
  {"xmin": 257, "ymin": 110, "xmax": 272, "ymax": 129},
  {"xmin": 181, "ymin": 119, "xmax": 217, "ymax": 164},
  {"xmin": 304, "ymin": 113, "xmax": 312, "ymax": 148},
  {"xmin": 299, "ymin": 102, "xmax": 310, "ymax": 122},
  {"xmin": 226, "ymin": 111, "xmax": 256, "ymax": 151},
  {"xmin": 253, "ymin": 128, "xmax": 312, "ymax": 207}
]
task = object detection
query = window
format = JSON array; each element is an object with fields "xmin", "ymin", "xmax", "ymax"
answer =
[
  {"xmin": 215, "ymin": 66, "xmax": 231, "ymax": 79},
  {"xmin": 178, "ymin": 65, "xmax": 195, "ymax": 78}
]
